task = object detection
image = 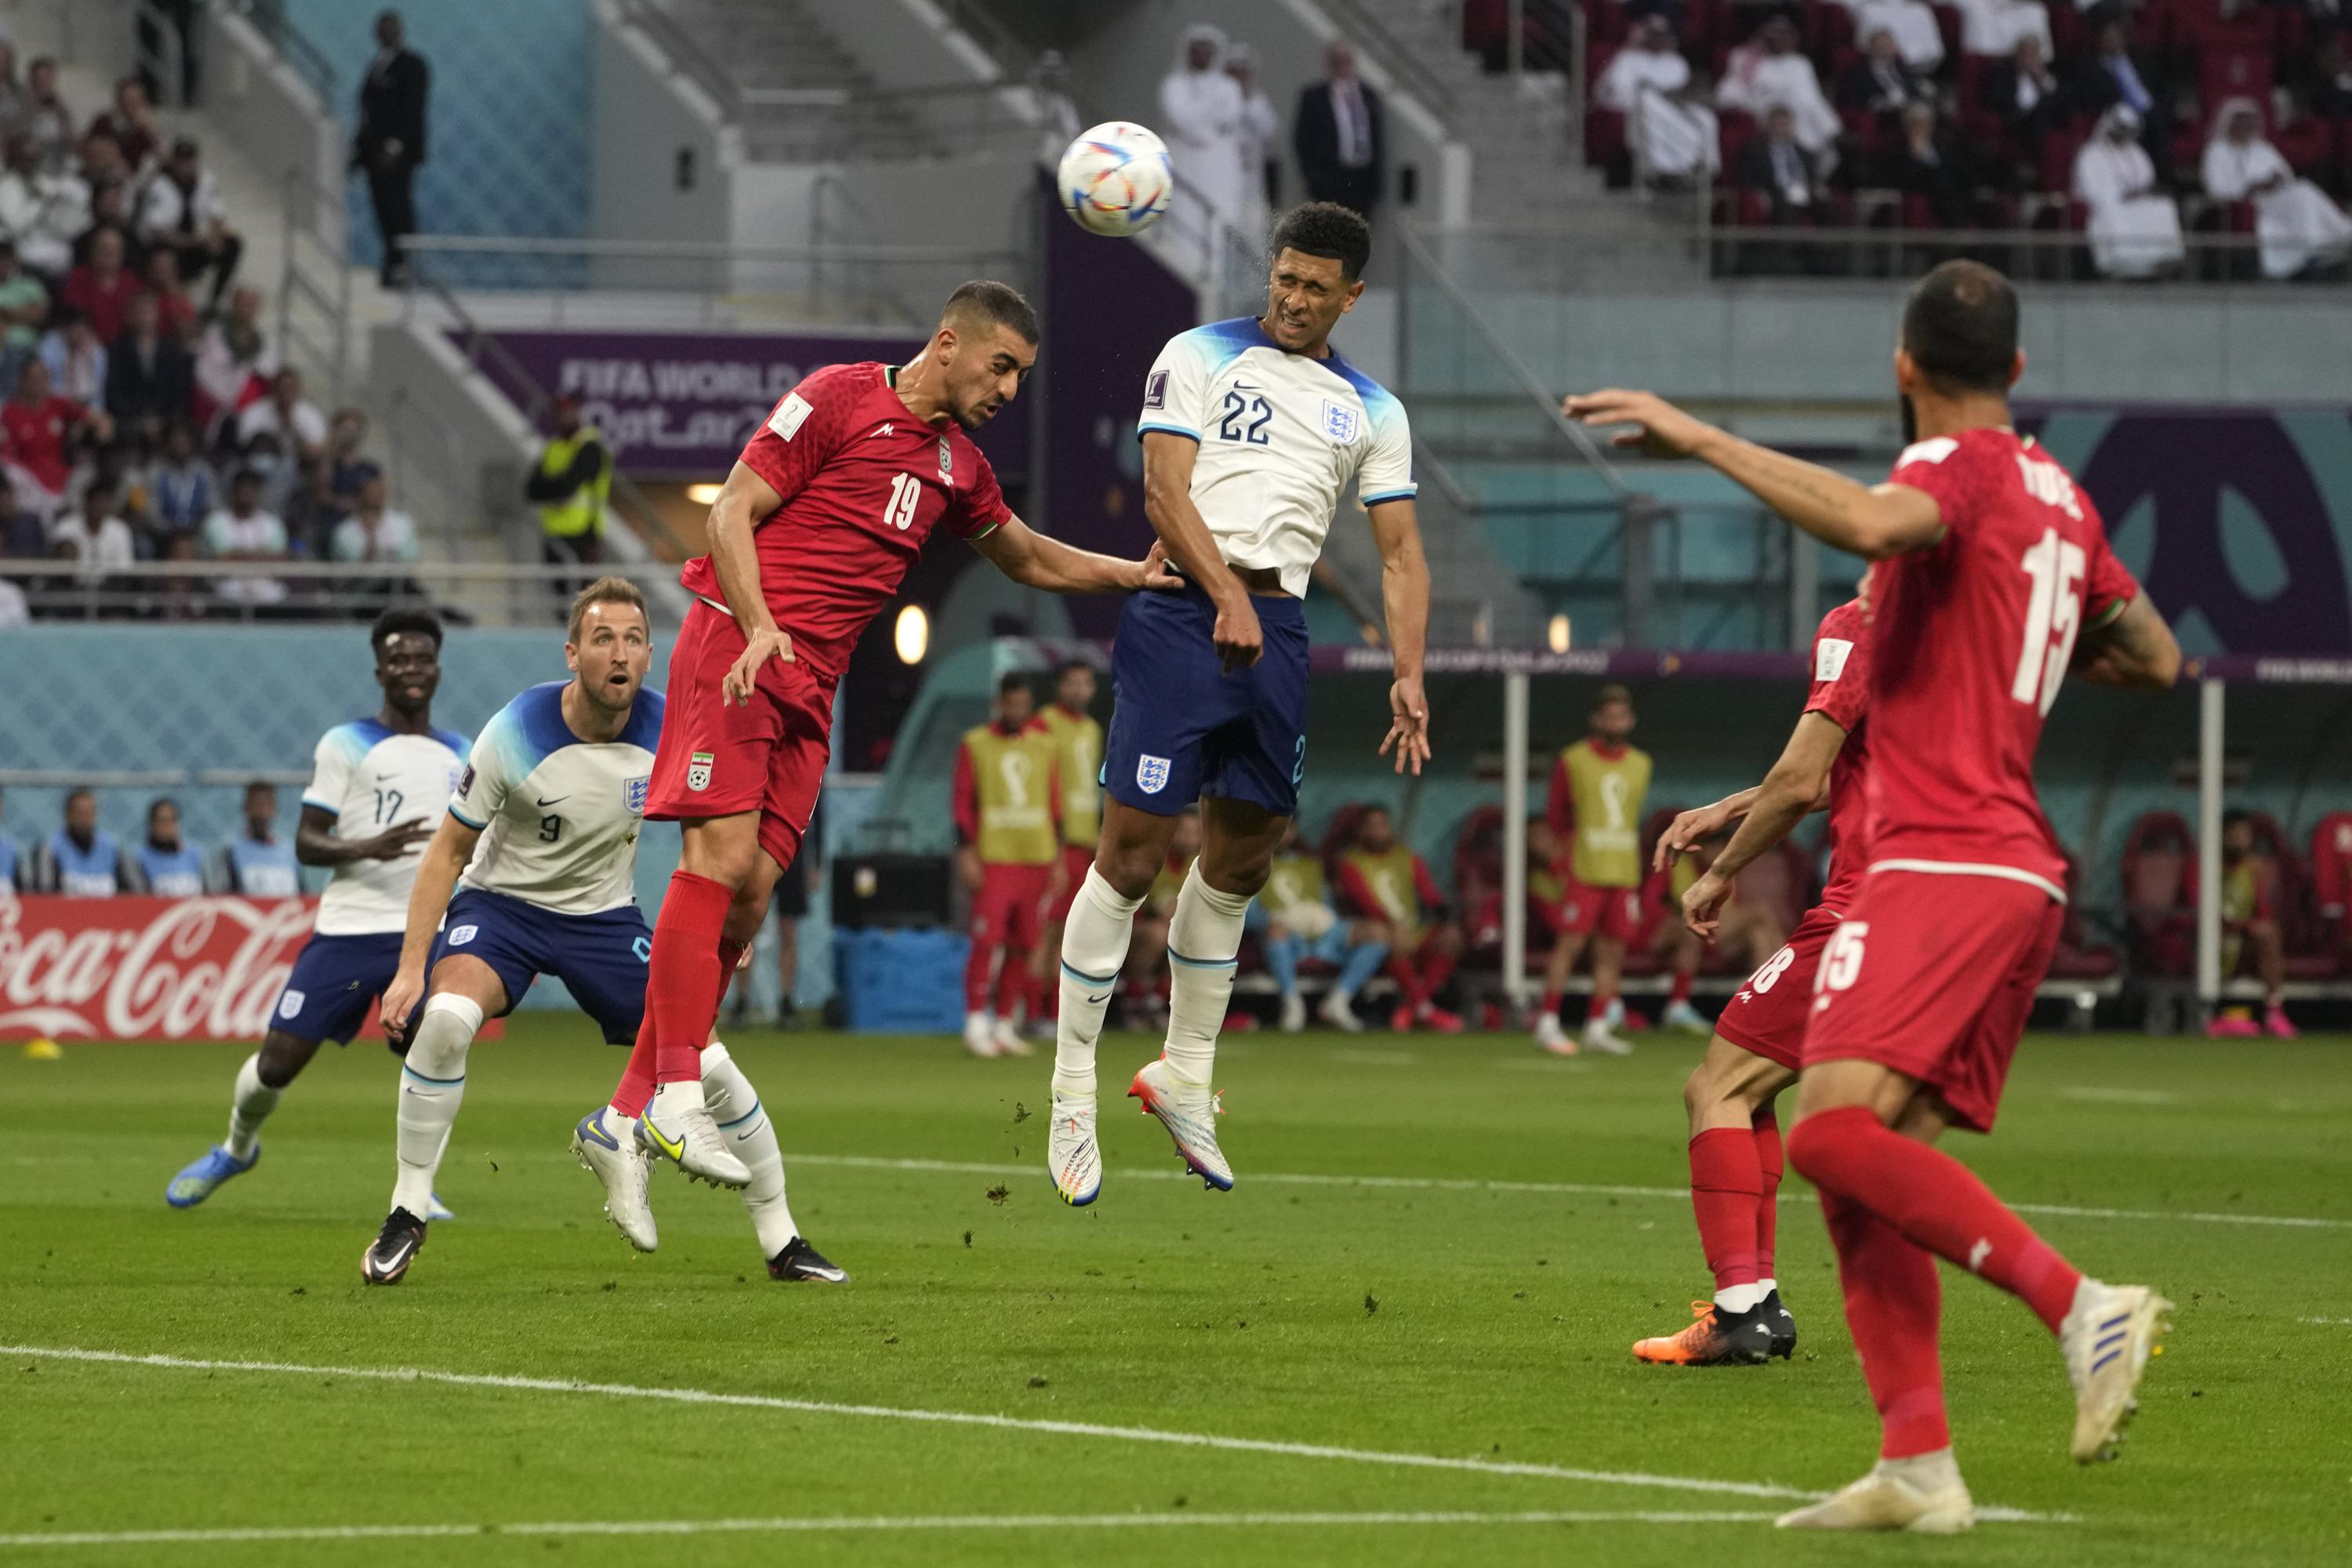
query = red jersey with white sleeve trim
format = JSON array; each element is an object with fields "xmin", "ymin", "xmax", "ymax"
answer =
[
  {"xmin": 1802, "ymin": 597, "xmax": 1873, "ymax": 914},
  {"xmin": 679, "ymin": 361, "xmax": 1012, "ymax": 680},
  {"xmin": 1867, "ymin": 427, "xmax": 2138, "ymax": 895}
]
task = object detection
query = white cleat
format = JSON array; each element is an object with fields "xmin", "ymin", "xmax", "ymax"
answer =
[
  {"xmin": 572, "ymin": 1107, "xmax": 658, "ymax": 1252},
  {"xmin": 1533, "ymin": 1011, "xmax": 1575, "ymax": 1056},
  {"xmin": 964, "ymin": 1010, "xmax": 1000, "ymax": 1058},
  {"xmin": 1581, "ymin": 1017, "xmax": 1634, "ymax": 1056},
  {"xmin": 991, "ymin": 1017, "xmax": 1034, "ymax": 1058},
  {"xmin": 635, "ymin": 1080, "xmax": 750, "ymax": 1189},
  {"xmin": 1317, "ymin": 989, "xmax": 1365, "ymax": 1033},
  {"xmin": 1129, "ymin": 1057, "xmax": 1232, "ymax": 1191},
  {"xmin": 2062, "ymin": 1280, "xmax": 2172, "ymax": 1462},
  {"xmin": 1661, "ymin": 1000, "xmax": 1710, "ymax": 1033},
  {"xmin": 1046, "ymin": 1089, "xmax": 1102, "ymax": 1207},
  {"xmin": 1279, "ymin": 992, "xmax": 1308, "ymax": 1034},
  {"xmin": 1775, "ymin": 1467, "xmax": 1975, "ymax": 1534}
]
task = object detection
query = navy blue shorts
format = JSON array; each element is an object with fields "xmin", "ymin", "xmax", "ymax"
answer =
[
  {"xmin": 426, "ymin": 887, "xmax": 653, "ymax": 1044},
  {"xmin": 1104, "ymin": 584, "xmax": 1309, "ymax": 818},
  {"xmin": 271, "ymin": 930, "xmax": 405, "ymax": 1045}
]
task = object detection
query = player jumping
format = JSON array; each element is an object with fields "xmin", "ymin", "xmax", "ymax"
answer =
[
  {"xmin": 167, "ymin": 609, "xmax": 465, "ymax": 1210},
  {"xmin": 1628, "ymin": 593, "xmax": 1873, "ymax": 1367},
  {"xmin": 1567, "ymin": 260, "xmax": 2183, "ymax": 1532},
  {"xmin": 598, "ymin": 281, "xmax": 1178, "ymax": 1186},
  {"xmin": 1045, "ymin": 201, "xmax": 1434, "ymax": 1207}
]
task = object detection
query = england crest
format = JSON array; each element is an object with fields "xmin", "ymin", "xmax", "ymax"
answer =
[
  {"xmin": 623, "ymin": 775, "xmax": 650, "ymax": 814},
  {"xmin": 1321, "ymin": 399, "xmax": 1360, "ymax": 445},
  {"xmin": 278, "ymin": 989, "xmax": 306, "ymax": 1020},
  {"xmin": 448, "ymin": 924, "xmax": 478, "ymax": 947},
  {"xmin": 687, "ymin": 750, "xmax": 714, "ymax": 792},
  {"xmin": 1135, "ymin": 753, "xmax": 1172, "ymax": 795}
]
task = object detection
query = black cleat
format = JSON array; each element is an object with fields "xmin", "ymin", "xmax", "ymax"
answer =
[
  {"xmin": 1762, "ymin": 1287, "xmax": 1798, "ymax": 1360},
  {"xmin": 767, "ymin": 1236, "xmax": 847, "ymax": 1283},
  {"xmin": 1632, "ymin": 1299, "xmax": 1776, "ymax": 1366},
  {"xmin": 361, "ymin": 1207, "xmax": 428, "ymax": 1284}
]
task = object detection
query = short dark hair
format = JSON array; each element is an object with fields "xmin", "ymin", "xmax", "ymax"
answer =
[
  {"xmin": 996, "ymin": 671, "xmax": 1033, "ymax": 699},
  {"xmin": 943, "ymin": 280, "xmax": 1039, "ymax": 346},
  {"xmin": 1054, "ymin": 657, "xmax": 1093, "ymax": 681},
  {"xmin": 2223, "ymin": 808, "xmax": 2255, "ymax": 833},
  {"xmin": 148, "ymin": 796, "xmax": 178, "ymax": 823},
  {"xmin": 1902, "ymin": 260, "xmax": 2019, "ymax": 396},
  {"xmin": 371, "ymin": 605, "xmax": 444, "ymax": 655},
  {"xmin": 1592, "ymin": 682, "xmax": 1633, "ymax": 713},
  {"xmin": 1269, "ymin": 201, "xmax": 1372, "ymax": 281},
  {"xmin": 245, "ymin": 779, "xmax": 275, "ymax": 800},
  {"xmin": 64, "ymin": 786, "xmax": 94, "ymax": 808}
]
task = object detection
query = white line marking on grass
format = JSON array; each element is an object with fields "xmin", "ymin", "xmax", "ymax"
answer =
[
  {"xmin": 2057, "ymin": 1087, "xmax": 2183, "ymax": 1107},
  {"xmin": 0, "ymin": 1509, "xmax": 1795, "ymax": 1548},
  {"xmin": 1325, "ymin": 1048, "xmax": 1421, "ymax": 1066},
  {"xmin": 2299, "ymin": 1316, "xmax": 2352, "ymax": 1326},
  {"xmin": 795, "ymin": 1155, "xmax": 2352, "ymax": 1230}
]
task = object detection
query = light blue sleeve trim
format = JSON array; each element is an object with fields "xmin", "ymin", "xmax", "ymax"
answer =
[
  {"xmin": 1362, "ymin": 488, "xmax": 1417, "ymax": 505},
  {"xmin": 1136, "ymin": 423, "xmax": 1200, "ymax": 442},
  {"xmin": 445, "ymin": 804, "xmax": 488, "ymax": 830},
  {"xmin": 299, "ymin": 797, "xmax": 339, "ymax": 815}
]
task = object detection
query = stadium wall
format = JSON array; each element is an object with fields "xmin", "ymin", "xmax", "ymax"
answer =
[{"xmin": 590, "ymin": 0, "xmax": 737, "ymax": 250}]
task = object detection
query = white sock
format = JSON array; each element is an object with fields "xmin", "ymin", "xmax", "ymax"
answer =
[
  {"xmin": 225, "ymin": 1052, "xmax": 281, "ymax": 1160},
  {"xmin": 1163, "ymin": 864, "xmax": 1250, "ymax": 1086},
  {"xmin": 1053, "ymin": 867, "xmax": 1145, "ymax": 1099},
  {"xmin": 392, "ymin": 993, "xmax": 480, "ymax": 1218},
  {"xmin": 1875, "ymin": 1446, "xmax": 1962, "ymax": 1493},
  {"xmin": 1715, "ymin": 1282, "xmax": 1769, "ymax": 1314},
  {"xmin": 702, "ymin": 1041, "xmax": 799, "ymax": 1256},
  {"xmin": 1759, "ymin": 1276, "xmax": 1778, "ymax": 1298}
]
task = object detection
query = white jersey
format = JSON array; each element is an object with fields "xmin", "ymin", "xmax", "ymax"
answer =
[
  {"xmin": 1137, "ymin": 316, "xmax": 1415, "ymax": 597},
  {"xmin": 447, "ymin": 681, "xmax": 662, "ymax": 916},
  {"xmin": 302, "ymin": 717, "xmax": 468, "ymax": 936}
]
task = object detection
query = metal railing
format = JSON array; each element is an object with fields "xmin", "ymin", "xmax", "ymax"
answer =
[
  {"xmin": 274, "ymin": 165, "xmax": 353, "ymax": 405},
  {"xmin": 220, "ymin": 0, "xmax": 336, "ymax": 103},
  {"xmin": 1690, "ymin": 211, "xmax": 2343, "ymax": 287},
  {"xmin": 0, "ymin": 557, "xmax": 688, "ymax": 627}
]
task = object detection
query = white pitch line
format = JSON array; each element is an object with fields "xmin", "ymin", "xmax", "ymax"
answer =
[
  {"xmin": 0, "ymin": 1509, "xmax": 1791, "ymax": 1548},
  {"xmin": 794, "ymin": 1153, "xmax": 2352, "ymax": 1231}
]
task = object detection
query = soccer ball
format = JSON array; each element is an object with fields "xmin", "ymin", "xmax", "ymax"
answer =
[{"xmin": 1057, "ymin": 122, "xmax": 1172, "ymax": 238}]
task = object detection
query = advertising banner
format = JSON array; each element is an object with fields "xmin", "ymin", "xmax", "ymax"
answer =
[{"xmin": 0, "ymin": 895, "xmax": 320, "ymax": 1041}]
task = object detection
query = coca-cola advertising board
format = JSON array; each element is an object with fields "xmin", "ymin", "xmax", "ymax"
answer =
[{"xmin": 0, "ymin": 895, "xmax": 321, "ymax": 1041}]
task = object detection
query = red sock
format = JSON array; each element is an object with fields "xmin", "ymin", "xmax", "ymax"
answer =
[
  {"xmin": 1389, "ymin": 953, "xmax": 1429, "ymax": 1009},
  {"xmin": 1821, "ymin": 1188, "xmax": 1950, "ymax": 1458},
  {"xmin": 1540, "ymin": 988, "xmax": 1562, "ymax": 1015},
  {"xmin": 964, "ymin": 938, "xmax": 995, "ymax": 1012},
  {"xmin": 995, "ymin": 948, "xmax": 1033, "ymax": 1021},
  {"xmin": 1591, "ymin": 982, "xmax": 1618, "ymax": 1020},
  {"xmin": 612, "ymin": 1012, "xmax": 658, "ymax": 1119},
  {"xmin": 1688, "ymin": 1127, "xmax": 1763, "ymax": 1291},
  {"xmin": 1788, "ymin": 1105, "xmax": 2083, "ymax": 1334},
  {"xmin": 1419, "ymin": 947, "xmax": 1457, "ymax": 1000},
  {"xmin": 1752, "ymin": 1112, "xmax": 1784, "ymax": 1279},
  {"xmin": 1669, "ymin": 967, "xmax": 1694, "ymax": 1005},
  {"xmin": 714, "ymin": 937, "xmax": 748, "ymax": 1018},
  {"xmin": 645, "ymin": 871, "xmax": 732, "ymax": 1083}
]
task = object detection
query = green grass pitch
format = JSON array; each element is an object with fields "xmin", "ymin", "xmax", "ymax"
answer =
[{"xmin": 3, "ymin": 1024, "xmax": 2348, "ymax": 1566}]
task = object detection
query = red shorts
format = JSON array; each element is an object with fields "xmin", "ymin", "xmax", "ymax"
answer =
[
  {"xmin": 973, "ymin": 862, "xmax": 1051, "ymax": 953},
  {"xmin": 1713, "ymin": 902, "xmax": 1844, "ymax": 1072},
  {"xmin": 644, "ymin": 601, "xmax": 837, "ymax": 874},
  {"xmin": 1044, "ymin": 844, "xmax": 1092, "ymax": 922},
  {"xmin": 1538, "ymin": 873, "xmax": 1642, "ymax": 941},
  {"xmin": 1802, "ymin": 870, "xmax": 2064, "ymax": 1134}
]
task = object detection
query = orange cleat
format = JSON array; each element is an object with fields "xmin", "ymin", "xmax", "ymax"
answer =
[{"xmin": 1632, "ymin": 1300, "xmax": 1775, "ymax": 1366}]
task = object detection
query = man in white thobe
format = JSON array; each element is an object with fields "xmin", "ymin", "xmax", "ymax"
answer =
[
  {"xmin": 1223, "ymin": 43, "xmax": 1281, "ymax": 246},
  {"xmin": 1159, "ymin": 24, "xmax": 1245, "ymax": 257},
  {"xmin": 2201, "ymin": 100, "xmax": 2352, "ymax": 280},
  {"xmin": 1853, "ymin": 0, "xmax": 1945, "ymax": 73},
  {"xmin": 1599, "ymin": 19, "xmax": 1716, "ymax": 182},
  {"xmin": 1719, "ymin": 17, "xmax": 1841, "ymax": 160},
  {"xmin": 2074, "ymin": 105, "xmax": 2185, "ymax": 278}
]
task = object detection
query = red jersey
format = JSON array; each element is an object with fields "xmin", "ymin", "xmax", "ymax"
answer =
[
  {"xmin": 1867, "ymin": 428, "xmax": 2138, "ymax": 893},
  {"xmin": 1, "ymin": 396, "xmax": 81, "ymax": 492},
  {"xmin": 1803, "ymin": 598, "xmax": 1873, "ymax": 914},
  {"xmin": 681, "ymin": 361, "xmax": 1012, "ymax": 680}
]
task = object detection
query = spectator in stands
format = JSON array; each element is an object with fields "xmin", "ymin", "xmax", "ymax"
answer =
[
  {"xmin": 0, "ymin": 239, "xmax": 48, "ymax": 394},
  {"xmin": 219, "ymin": 779, "xmax": 302, "ymax": 896},
  {"xmin": 527, "ymin": 394, "xmax": 608, "ymax": 583},
  {"xmin": 1600, "ymin": 17, "xmax": 1716, "ymax": 186},
  {"xmin": 0, "ymin": 43, "xmax": 26, "ymax": 136},
  {"xmin": 0, "ymin": 564, "xmax": 22, "ymax": 627},
  {"xmin": 0, "ymin": 132, "xmax": 89, "ymax": 278},
  {"xmin": 74, "ymin": 179, "xmax": 132, "ymax": 267},
  {"xmin": 2074, "ymin": 104, "xmax": 2186, "ymax": 278},
  {"xmin": 79, "ymin": 129, "xmax": 133, "ymax": 193},
  {"xmin": 308, "ymin": 407, "xmax": 375, "ymax": 539},
  {"xmin": 331, "ymin": 468, "xmax": 419, "ymax": 565},
  {"xmin": 1835, "ymin": 29, "xmax": 1928, "ymax": 123},
  {"xmin": 194, "ymin": 285, "xmax": 276, "ymax": 431},
  {"xmin": 89, "ymin": 76, "xmax": 162, "ymax": 175},
  {"xmin": 38, "ymin": 309, "xmax": 107, "ymax": 413},
  {"xmin": 2, "ymin": 357, "xmax": 103, "ymax": 519},
  {"xmin": 141, "ymin": 246, "xmax": 198, "ymax": 343},
  {"xmin": 2201, "ymin": 100, "xmax": 2352, "ymax": 279},
  {"xmin": 1160, "ymin": 24, "xmax": 1245, "ymax": 245},
  {"xmin": 1223, "ymin": 43, "xmax": 1279, "ymax": 245},
  {"xmin": 2070, "ymin": 17, "xmax": 2173, "ymax": 180},
  {"xmin": 1250, "ymin": 820, "xmax": 1391, "ymax": 1033},
  {"xmin": 106, "ymin": 290, "xmax": 195, "ymax": 441},
  {"xmin": 1719, "ymin": 17, "xmax": 1841, "ymax": 161},
  {"xmin": 62, "ymin": 227, "xmax": 138, "ymax": 346},
  {"xmin": 0, "ymin": 783, "xmax": 17, "ymax": 889},
  {"xmin": 242, "ymin": 430, "xmax": 303, "ymax": 528},
  {"xmin": 1335, "ymin": 805, "xmax": 1465, "ymax": 1035},
  {"xmin": 2308, "ymin": 31, "xmax": 2352, "ymax": 122},
  {"xmin": 1951, "ymin": 0, "xmax": 2052, "ymax": 60},
  {"xmin": 356, "ymin": 9, "xmax": 430, "ymax": 289},
  {"xmin": 139, "ymin": 138, "xmax": 243, "ymax": 310},
  {"xmin": 51, "ymin": 480, "xmax": 135, "ymax": 586},
  {"xmin": 147, "ymin": 418, "xmax": 215, "ymax": 550},
  {"xmin": 235, "ymin": 367, "xmax": 328, "ymax": 462},
  {"xmin": 23, "ymin": 57, "xmax": 71, "ymax": 174},
  {"xmin": 1854, "ymin": 0, "xmax": 1945, "ymax": 73},
  {"xmin": 1983, "ymin": 31, "xmax": 2066, "ymax": 157},
  {"xmin": 200, "ymin": 466, "xmax": 292, "ymax": 608},
  {"xmin": 1878, "ymin": 101, "xmax": 1976, "ymax": 227},
  {"xmin": 29, "ymin": 787, "xmax": 134, "ymax": 896},
  {"xmin": 1739, "ymin": 105, "xmax": 1828, "ymax": 223},
  {"xmin": 0, "ymin": 469, "xmax": 40, "ymax": 557},
  {"xmin": 1294, "ymin": 40, "xmax": 1385, "ymax": 219},
  {"xmin": 1025, "ymin": 51, "xmax": 1081, "ymax": 164},
  {"xmin": 134, "ymin": 797, "xmax": 205, "ymax": 897},
  {"xmin": 2209, "ymin": 808, "xmax": 2297, "ymax": 1038}
]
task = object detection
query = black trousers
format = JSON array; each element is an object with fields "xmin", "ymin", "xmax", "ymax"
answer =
[{"xmin": 367, "ymin": 161, "xmax": 418, "ymax": 283}]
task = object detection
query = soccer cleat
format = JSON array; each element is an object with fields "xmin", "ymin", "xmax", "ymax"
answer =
[
  {"xmin": 1774, "ymin": 1467, "xmax": 1975, "ymax": 1533},
  {"xmin": 964, "ymin": 1010, "xmax": 1000, "ymax": 1058},
  {"xmin": 636, "ymin": 1081, "xmax": 751, "ymax": 1189},
  {"xmin": 360, "ymin": 1207, "xmax": 428, "ymax": 1284},
  {"xmin": 1533, "ymin": 1012, "xmax": 1576, "ymax": 1055},
  {"xmin": 1661, "ymin": 1000, "xmax": 1710, "ymax": 1033},
  {"xmin": 766, "ymin": 1236, "xmax": 848, "ymax": 1283},
  {"xmin": 991, "ymin": 1018, "xmax": 1034, "ymax": 1058},
  {"xmin": 573, "ymin": 1109, "xmax": 658, "ymax": 1252},
  {"xmin": 1632, "ymin": 1299, "xmax": 1776, "ymax": 1366},
  {"xmin": 1316, "ymin": 989, "xmax": 1364, "ymax": 1033},
  {"xmin": 426, "ymin": 1192, "xmax": 456, "ymax": 1222},
  {"xmin": 165, "ymin": 1144, "xmax": 259, "ymax": 1208},
  {"xmin": 1130, "ymin": 1058, "xmax": 1232, "ymax": 1191},
  {"xmin": 1418, "ymin": 1004, "xmax": 1466, "ymax": 1034},
  {"xmin": 1047, "ymin": 1088, "xmax": 1103, "ymax": 1206},
  {"xmin": 1279, "ymin": 993, "xmax": 1308, "ymax": 1033},
  {"xmin": 2264, "ymin": 1006, "xmax": 2299, "ymax": 1039},
  {"xmin": 2062, "ymin": 1281, "xmax": 2172, "ymax": 1463},
  {"xmin": 2204, "ymin": 1013, "xmax": 2259, "ymax": 1038},
  {"xmin": 1581, "ymin": 1017, "xmax": 1634, "ymax": 1056},
  {"xmin": 1761, "ymin": 1287, "xmax": 1798, "ymax": 1360},
  {"xmin": 1388, "ymin": 1003, "xmax": 1416, "ymax": 1033}
]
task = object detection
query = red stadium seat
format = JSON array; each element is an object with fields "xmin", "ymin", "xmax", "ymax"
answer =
[
  {"xmin": 2122, "ymin": 811, "xmax": 2195, "ymax": 977},
  {"xmin": 1586, "ymin": 107, "xmax": 1628, "ymax": 169},
  {"xmin": 2198, "ymin": 47, "xmax": 2273, "ymax": 116},
  {"xmin": 2309, "ymin": 812, "xmax": 2352, "ymax": 971},
  {"xmin": 2275, "ymin": 117, "xmax": 2334, "ymax": 177},
  {"xmin": 2046, "ymin": 851, "xmax": 2122, "ymax": 982}
]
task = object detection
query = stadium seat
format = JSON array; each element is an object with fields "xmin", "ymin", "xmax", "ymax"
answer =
[
  {"xmin": 2122, "ymin": 811, "xmax": 2195, "ymax": 978},
  {"xmin": 2046, "ymin": 850, "xmax": 2123, "ymax": 983},
  {"xmin": 2309, "ymin": 811, "xmax": 2352, "ymax": 971}
]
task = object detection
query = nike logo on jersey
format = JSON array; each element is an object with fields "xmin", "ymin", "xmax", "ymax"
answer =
[{"xmin": 536, "ymin": 796, "xmax": 568, "ymax": 807}]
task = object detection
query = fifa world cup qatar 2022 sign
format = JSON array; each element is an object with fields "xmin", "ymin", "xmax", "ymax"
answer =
[{"xmin": 0, "ymin": 896, "xmax": 320, "ymax": 1041}]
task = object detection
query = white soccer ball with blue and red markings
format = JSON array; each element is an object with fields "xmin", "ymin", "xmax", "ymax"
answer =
[{"xmin": 1057, "ymin": 122, "xmax": 1172, "ymax": 237}]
